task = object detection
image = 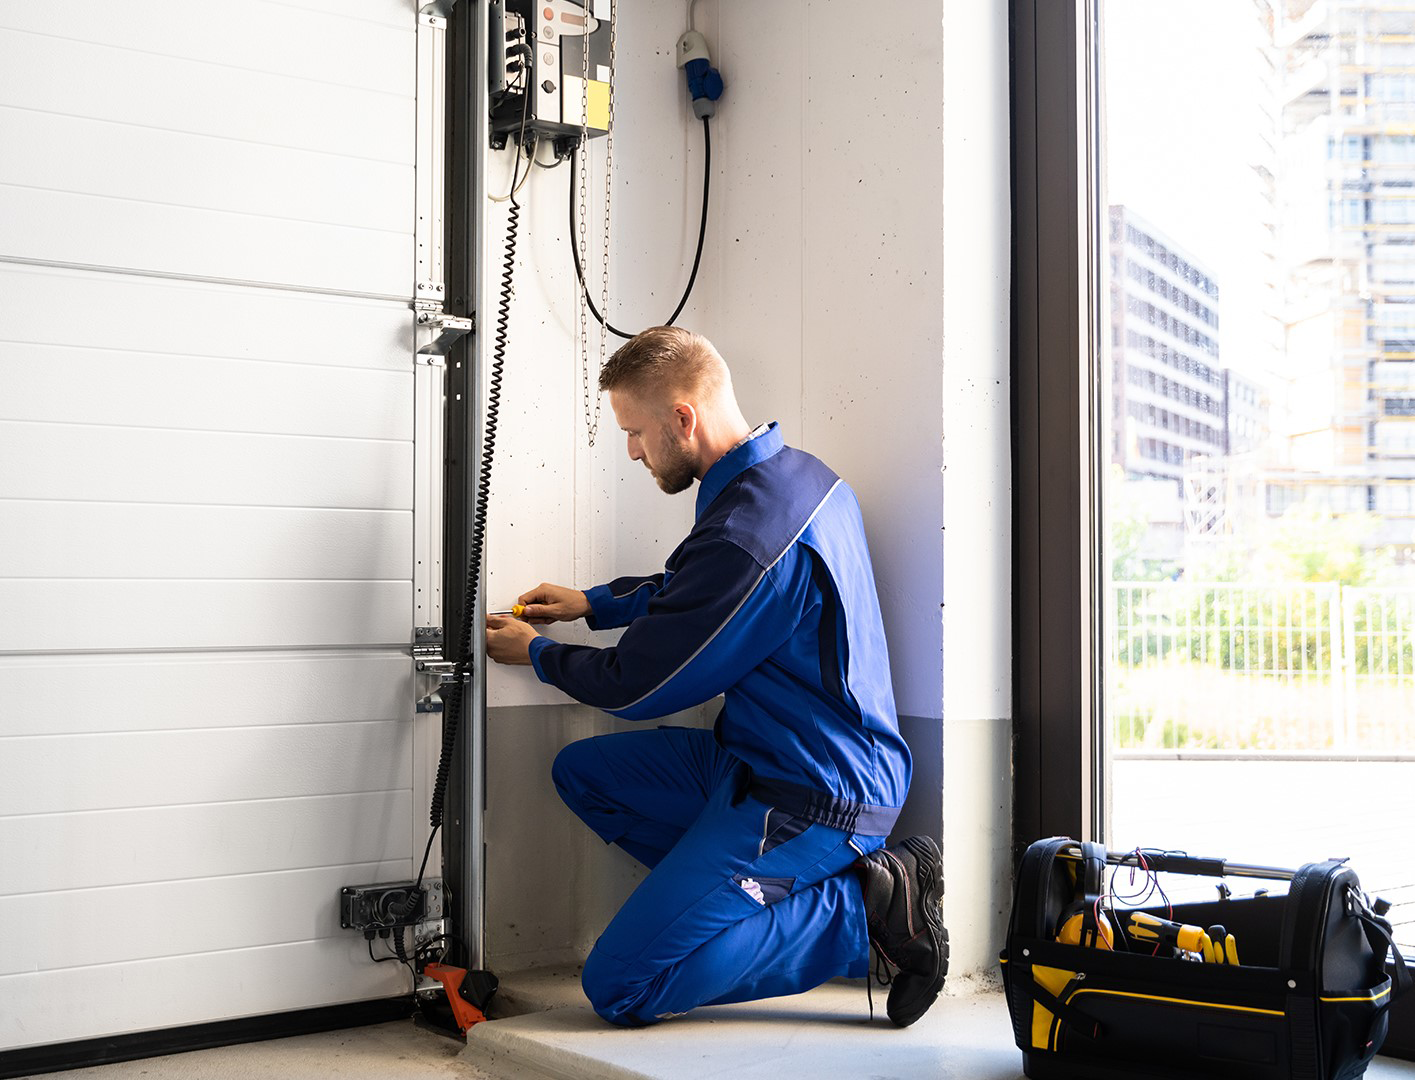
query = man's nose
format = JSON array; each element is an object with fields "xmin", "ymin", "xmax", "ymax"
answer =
[{"xmin": 627, "ymin": 437, "xmax": 642, "ymax": 461}]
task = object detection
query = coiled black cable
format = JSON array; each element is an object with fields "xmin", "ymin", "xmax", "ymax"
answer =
[
  {"xmin": 393, "ymin": 922, "xmax": 411, "ymax": 968},
  {"xmin": 409, "ymin": 182, "xmax": 518, "ymax": 902},
  {"xmin": 569, "ymin": 116, "xmax": 711, "ymax": 338},
  {"xmin": 433, "ymin": 193, "xmax": 513, "ymax": 825},
  {"xmin": 400, "ymin": 96, "xmax": 528, "ymax": 929}
]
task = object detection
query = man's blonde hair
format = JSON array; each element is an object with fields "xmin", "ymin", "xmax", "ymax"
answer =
[{"xmin": 598, "ymin": 326, "xmax": 728, "ymax": 403}]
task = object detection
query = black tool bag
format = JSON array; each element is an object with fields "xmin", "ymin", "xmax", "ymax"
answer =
[{"xmin": 1000, "ymin": 837, "xmax": 1413, "ymax": 1080}]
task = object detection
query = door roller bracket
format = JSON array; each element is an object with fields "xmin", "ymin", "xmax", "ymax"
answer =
[{"xmin": 415, "ymin": 304, "xmax": 474, "ymax": 364}]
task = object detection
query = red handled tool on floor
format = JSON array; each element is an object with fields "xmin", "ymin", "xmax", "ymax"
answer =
[{"xmin": 422, "ymin": 964, "xmax": 499, "ymax": 1034}]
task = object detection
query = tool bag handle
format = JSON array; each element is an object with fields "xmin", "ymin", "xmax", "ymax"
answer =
[
  {"xmin": 1060, "ymin": 844, "xmax": 1298, "ymax": 882},
  {"xmin": 1126, "ymin": 850, "xmax": 1229, "ymax": 878}
]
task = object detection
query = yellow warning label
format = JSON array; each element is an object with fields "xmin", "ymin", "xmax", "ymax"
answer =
[
  {"xmin": 587, "ymin": 79, "xmax": 610, "ymax": 132},
  {"xmin": 562, "ymin": 75, "xmax": 610, "ymax": 134}
]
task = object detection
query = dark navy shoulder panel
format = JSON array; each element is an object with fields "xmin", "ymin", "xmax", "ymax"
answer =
[{"xmin": 693, "ymin": 447, "xmax": 839, "ymax": 568}]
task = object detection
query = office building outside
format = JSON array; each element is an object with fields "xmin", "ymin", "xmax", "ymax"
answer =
[
  {"xmin": 1271, "ymin": 0, "xmax": 1415, "ymax": 538},
  {"xmin": 1109, "ymin": 205, "xmax": 1229, "ymax": 489}
]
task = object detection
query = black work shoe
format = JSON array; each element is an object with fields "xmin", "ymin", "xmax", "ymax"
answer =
[{"xmin": 855, "ymin": 834, "xmax": 949, "ymax": 1027}]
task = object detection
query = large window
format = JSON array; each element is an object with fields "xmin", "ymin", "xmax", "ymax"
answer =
[{"xmin": 1013, "ymin": 0, "xmax": 1414, "ymax": 1055}]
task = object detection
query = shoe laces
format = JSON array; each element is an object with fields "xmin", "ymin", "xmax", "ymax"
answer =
[
  {"xmin": 864, "ymin": 941, "xmax": 895, "ymax": 1021},
  {"xmin": 873, "ymin": 942, "xmax": 895, "ymax": 988}
]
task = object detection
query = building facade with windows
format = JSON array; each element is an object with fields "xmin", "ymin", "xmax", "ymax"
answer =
[
  {"xmin": 1273, "ymin": 0, "xmax": 1415, "ymax": 538},
  {"xmin": 1109, "ymin": 205, "xmax": 1229, "ymax": 488}
]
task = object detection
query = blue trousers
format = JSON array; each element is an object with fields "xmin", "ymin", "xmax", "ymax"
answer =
[{"xmin": 552, "ymin": 726, "xmax": 882, "ymax": 1026}]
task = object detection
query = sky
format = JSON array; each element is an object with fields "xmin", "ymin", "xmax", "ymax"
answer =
[{"xmin": 1103, "ymin": 0, "xmax": 1278, "ymax": 382}]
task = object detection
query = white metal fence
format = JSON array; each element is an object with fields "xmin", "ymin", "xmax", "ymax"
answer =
[{"xmin": 1110, "ymin": 582, "xmax": 1415, "ymax": 752}]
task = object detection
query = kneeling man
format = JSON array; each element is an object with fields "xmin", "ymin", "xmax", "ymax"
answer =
[{"xmin": 486, "ymin": 327, "xmax": 947, "ymax": 1027}]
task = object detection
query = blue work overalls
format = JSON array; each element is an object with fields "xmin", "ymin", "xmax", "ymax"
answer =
[{"xmin": 528, "ymin": 422, "xmax": 911, "ymax": 1026}]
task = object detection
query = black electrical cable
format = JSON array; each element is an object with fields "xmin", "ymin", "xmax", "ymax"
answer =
[
  {"xmin": 370, "ymin": 934, "xmax": 419, "ymax": 989},
  {"xmin": 569, "ymin": 116, "xmax": 711, "ymax": 339},
  {"xmin": 393, "ymin": 919, "xmax": 413, "ymax": 968}
]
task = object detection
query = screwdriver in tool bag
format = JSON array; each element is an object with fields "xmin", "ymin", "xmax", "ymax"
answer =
[{"xmin": 1127, "ymin": 912, "xmax": 1216, "ymax": 961}]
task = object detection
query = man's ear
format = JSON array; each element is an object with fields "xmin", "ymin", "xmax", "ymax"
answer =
[{"xmin": 672, "ymin": 402, "xmax": 698, "ymax": 439}]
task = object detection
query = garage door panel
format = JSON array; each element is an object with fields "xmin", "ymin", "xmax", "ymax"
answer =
[
  {"xmin": 0, "ymin": 937, "xmax": 409, "ymax": 1049},
  {"xmin": 0, "ymin": 31, "xmax": 412, "ymax": 164},
  {"xmin": 0, "ymin": 267, "xmax": 413, "ymax": 374},
  {"xmin": 0, "ymin": 860, "xmax": 416, "ymax": 978},
  {"xmin": 0, "ymin": 790, "xmax": 414, "ymax": 896},
  {"xmin": 0, "ymin": 184, "xmax": 413, "ymax": 297},
  {"xmin": 0, "ymin": 110, "xmax": 412, "ymax": 234},
  {"xmin": 0, "ymin": 580, "xmax": 411, "ymax": 652},
  {"xmin": 0, "ymin": 652, "xmax": 412, "ymax": 737},
  {"xmin": 0, "ymin": 345, "xmax": 413, "ymax": 441},
  {"xmin": 0, "ymin": 860, "xmax": 414, "ymax": 977},
  {"xmin": 2, "ymin": 722, "xmax": 411, "ymax": 816},
  {"xmin": 0, "ymin": 423, "xmax": 412, "ymax": 509},
  {"xmin": 0, "ymin": 1, "xmax": 414, "ymax": 95},
  {"xmin": 0, "ymin": 0, "xmax": 434, "ymax": 1052},
  {"xmin": 0, "ymin": 505, "xmax": 410, "ymax": 581},
  {"xmin": 261, "ymin": 0, "xmax": 416, "ymax": 30}
]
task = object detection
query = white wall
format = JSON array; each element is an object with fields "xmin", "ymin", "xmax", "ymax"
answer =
[
  {"xmin": 479, "ymin": 0, "xmax": 1012, "ymax": 979},
  {"xmin": 940, "ymin": 0, "xmax": 1015, "ymax": 978}
]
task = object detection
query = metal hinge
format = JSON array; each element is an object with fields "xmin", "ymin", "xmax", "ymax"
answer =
[{"xmin": 412, "ymin": 626, "xmax": 458, "ymax": 680}]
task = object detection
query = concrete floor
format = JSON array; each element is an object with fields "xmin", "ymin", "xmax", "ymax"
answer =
[
  {"xmin": 11, "ymin": 1020, "xmax": 495, "ymax": 1080},
  {"xmin": 16, "ymin": 968, "xmax": 1415, "ymax": 1080},
  {"xmin": 466, "ymin": 969, "xmax": 1026, "ymax": 1080}
]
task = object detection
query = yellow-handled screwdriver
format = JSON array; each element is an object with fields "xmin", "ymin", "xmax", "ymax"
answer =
[
  {"xmin": 488, "ymin": 604, "xmax": 526, "ymax": 618},
  {"xmin": 1127, "ymin": 912, "xmax": 1215, "ymax": 962}
]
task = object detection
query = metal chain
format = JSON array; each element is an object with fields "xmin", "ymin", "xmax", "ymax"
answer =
[
  {"xmin": 575, "ymin": 178, "xmax": 589, "ymax": 443},
  {"xmin": 596, "ymin": 0, "xmax": 616, "ymax": 440},
  {"xmin": 576, "ymin": 203, "xmax": 591, "ymax": 445},
  {"xmin": 577, "ymin": 7, "xmax": 601, "ymax": 447}
]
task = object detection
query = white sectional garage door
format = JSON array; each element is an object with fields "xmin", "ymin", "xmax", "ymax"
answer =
[{"xmin": 0, "ymin": 0, "xmax": 437, "ymax": 1051}]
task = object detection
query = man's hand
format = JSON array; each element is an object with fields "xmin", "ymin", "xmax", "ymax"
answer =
[
  {"xmin": 517, "ymin": 582, "xmax": 591, "ymax": 625},
  {"xmin": 486, "ymin": 615, "xmax": 539, "ymax": 666}
]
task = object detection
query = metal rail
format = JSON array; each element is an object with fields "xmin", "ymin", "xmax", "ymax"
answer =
[{"xmin": 1056, "ymin": 843, "xmax": 1296, "ymax": 881}]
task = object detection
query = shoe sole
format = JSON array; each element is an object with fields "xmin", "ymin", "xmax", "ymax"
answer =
[{"xmin": 887, "ymin": 836, "xmax": 949, "ymax": 1027}]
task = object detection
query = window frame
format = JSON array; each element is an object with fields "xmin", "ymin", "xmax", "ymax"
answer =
[{"xmin": 1010, "ymin": 0, "xmax": 1105, "ymax": 864}]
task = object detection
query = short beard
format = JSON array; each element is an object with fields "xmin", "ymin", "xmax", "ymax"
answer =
[{"xmin": 649, "ymin": 426, "xmax": 697, "ymax": 494}]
